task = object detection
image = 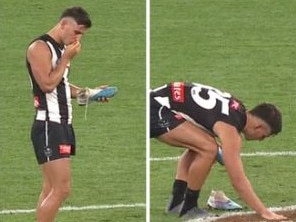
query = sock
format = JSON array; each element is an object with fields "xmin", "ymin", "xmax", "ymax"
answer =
[
  {"xmin": 179, "ymin": 188, "xmax": 200, "ymax": 216},
  {"xmin": 169, "ymin": 179, "xmax": 187, "ymax": 209}
]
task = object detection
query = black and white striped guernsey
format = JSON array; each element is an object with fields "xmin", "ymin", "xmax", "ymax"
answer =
[{"xmin": 26, "ymin": 34, "xmax": 72, "ymax": 124}]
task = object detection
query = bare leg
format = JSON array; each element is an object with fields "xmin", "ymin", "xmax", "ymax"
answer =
[
  {"xmin": 175, "ymin": 149, "xmax": 197, "ymax": 182},
  {"xmin": 37, "ymin": 173, "xmax": 52, "ymax": 210},
  {"xmin": 158, "ymin": 121, "xmax": 218, "ymax": 215},
  {"xmin": 37, "ymin": 158, "xmax": 71, "ymax": 222},
  {"xmin": 158, "ymin": 121, "xmax": 217, "ymax": 191}
]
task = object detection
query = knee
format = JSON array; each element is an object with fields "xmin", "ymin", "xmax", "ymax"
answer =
[
  {"xmin": 61, "ymin": 184, "xmax": 71, "ymax": 199},
  {"xmin": 201, "ymin": 142, "xmax": 218, "ymax": 161},
  {"xmin": 42, "ymin": 183, "xmax": 52, "ymax": 197},
  {"xmin": 55, "ymin": 183, "xmax": 71, "ymax": 200}
]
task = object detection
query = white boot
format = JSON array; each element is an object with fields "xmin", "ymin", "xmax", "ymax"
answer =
[{"xmin": 207, "ymin": 190, "xmax": 243, "ymax": 211}]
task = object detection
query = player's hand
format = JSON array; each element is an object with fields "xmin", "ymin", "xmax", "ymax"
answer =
[
  {"xmin": 261, "ymin": 211, "xmax": 287, "ymax": 220},
  {"xmin": 64, "ymin": 41, "xmax": 81, "ymax": 59},
  {"xmin": 76, "ymin": 85, "xmax": 117, "ymax": 105}
]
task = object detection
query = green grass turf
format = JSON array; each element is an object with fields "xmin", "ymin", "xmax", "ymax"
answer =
[
  {"xmin": 0, "ymin": 0, "xmax": 145, "ymax": 221},
  {"xmin": 150, "ymin": 0, "xmax": 296, "ymax": 221},
  {"xmin": 2, "ymin": 0, "xmax": 296, "ymax": 221}
]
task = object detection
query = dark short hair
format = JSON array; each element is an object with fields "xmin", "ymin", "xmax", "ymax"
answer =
[
  {"xmin": 250, "ymin": 103, "xmax": 282, "ymax": 135},
  {"xmin": 60, "ymin": 6, "xmax": 92, "ymax": 28}
]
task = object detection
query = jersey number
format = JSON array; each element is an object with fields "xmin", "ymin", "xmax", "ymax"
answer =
[{"xmin": 191, "ymin": 84, "xmax": 231, "ymax": 115}]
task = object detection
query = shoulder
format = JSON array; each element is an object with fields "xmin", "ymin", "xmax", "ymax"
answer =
[
  {"xmin": 27, "ymin": 40, "xmax": 51, "ymax": 61},
  {"xmin": 213, "ymin": 121, "xmax": 242, "ymax": 141}
]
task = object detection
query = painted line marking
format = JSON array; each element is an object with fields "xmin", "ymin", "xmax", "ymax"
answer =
[
  {"xmin": 150, "ymin": 151, "xmax": 296, "ymax": 221},
  {"xmin": 0, "ymin": 203, "xmax": 146, "ymax": 215},
  {"xmin": 150, "ymin": 151, "xmax": 296, "ymax": 162},
  {"xmin": 2, "ymin": 152, "xmax": 295, "ymax": 216},
  {"xmin": 187, "ymin": 205, "xmax": 296, "ymax": 222}
]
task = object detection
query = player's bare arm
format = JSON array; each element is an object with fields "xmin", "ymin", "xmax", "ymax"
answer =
[
  {"xmin": 70, "ymin": 84, "xmax": 110, "ymax": 99},
  {"xmin": 214, "ymin": 121, "xmax": 286, "ymax": 220},
  {"xmin": 70, "ymin": 84, "xmax": 81, "ymax": 98},
  {"xmin": 27, "ymin": 40, "xmax": 81, "ymax": 93}
]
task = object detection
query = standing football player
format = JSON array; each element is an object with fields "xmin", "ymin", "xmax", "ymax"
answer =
[
  {"xmin": 150, "ymin": 82, "xmax": 286, "ymax": 220},
  {"xmin": 26, "ymin": 7, "xmax": 115, "ymax": 222}
]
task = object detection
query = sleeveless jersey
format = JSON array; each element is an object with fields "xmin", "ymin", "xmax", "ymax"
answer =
[
  {"xmin": 26, "ymin": 34, "xmax": 72, "ymax": 124},
  {"xmin": 151, "ymin": 82, "xmax": 247, "ymax": 135}
]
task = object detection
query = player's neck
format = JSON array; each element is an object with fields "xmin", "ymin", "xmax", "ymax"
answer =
[
  {"xmin": 47, "ymin": 25, "xmax": 64, "ymax": 48},
  {"xmin": 244, "ymin": 112, "xmax": 255, "ymax": 132}
]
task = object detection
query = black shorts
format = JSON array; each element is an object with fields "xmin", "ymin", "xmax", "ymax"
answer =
[
  {"xmin": 150, "ymin": 95, "xmax": 186, "ymax": 138},
  {"xmin": 31, "ymin": 120, "xmax": 76, "ymax": 164}
]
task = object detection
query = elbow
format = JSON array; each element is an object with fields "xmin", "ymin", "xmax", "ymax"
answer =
[
  {"xmin": 41, "ymin": 87, "xmax": 54, "ymax": 93},
  {"xmin": 40, "ymin": 84, "xmax": 55, "ymax": 93}
]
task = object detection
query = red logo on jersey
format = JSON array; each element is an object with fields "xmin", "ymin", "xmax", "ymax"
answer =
[
  {"xmin": 34, "ymin": 96, "xmax": 40, "ymax": 108},
  {"xmin": 174, "ymin": 113, "xmax": 184, "ymax": 120},
  {"xmin": 230, "ymin": 100, "xmax": 240, "ymax": 110},
  {"xmin": 171, "ymin": 82, "xmax": 185, "ymax": 103},
  {"xmin": 59, "ymin": 144, "xmax": 71, "ymax": 154}
]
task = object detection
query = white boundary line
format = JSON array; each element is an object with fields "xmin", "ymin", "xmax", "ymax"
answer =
[
  {"xmin": 150, "ymin": 151, "xmax": 296, "ymax": 221},
  {"xmin": 150, "ymin": 151, "xmax": 296, "ymax": 162},
  {"xmin": 0, "ymin": 203, "xmax": 146, "ymax": 215},
  {"xmin": 2, "ymin": 152, "xmax": 295, "ymax": 217},
  {"xmin": 187, "ymin": 205, "xmax": 296, "ymax": 222}
]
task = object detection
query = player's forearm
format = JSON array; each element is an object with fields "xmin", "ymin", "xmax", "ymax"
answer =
[
  {"xmin": 43, "ymin": 55, "xmax": 71, "ymax": 92},
  {"xmin": 70, "ymin": 84, "xmax": 82, "ymax": 98},
  {"xmin": 222, "ymin": 142, "xmax": 269, "ymax": 217},
  {"xmin": 231, "ymin": 177, "xmax": 268, "ymax": 216}
]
